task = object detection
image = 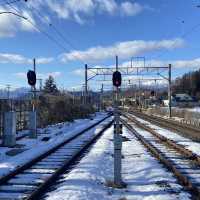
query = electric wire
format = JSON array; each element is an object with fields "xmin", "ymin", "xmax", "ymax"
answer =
[
  {"xmin": 5, "ymin": 1, "xmax": 200, "ymax": 68},
  {"xmin": 21, "ymin": 1, "xmax": 86, "ymax": 64},
  {"xmin": 149, "ymin": 20, "xmax": 200, "ymax": 61},
  {"xmin": 5, "ymin": 0, "xmax": 86, "ymax": 65},
  {"xmin": 0, "ymin": 0, "xmax": 20, "ymax": 6}
]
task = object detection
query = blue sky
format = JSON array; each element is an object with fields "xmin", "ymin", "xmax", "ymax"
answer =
[{"xmin": 0, "ymin": 0, "xmax": 200, "ymax": 90}]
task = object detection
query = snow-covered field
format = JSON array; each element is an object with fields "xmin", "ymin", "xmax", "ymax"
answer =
[
  {"xmin": 44, "ymin": 126, "xmax": 190, "ymax": 200},
  {"xmin": 0, "ymin": 112, "xmax": 108, "ymax": 178}
]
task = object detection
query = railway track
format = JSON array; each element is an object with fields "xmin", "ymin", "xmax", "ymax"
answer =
[
  {"xmin": 0, "ymin": 115, "xmax": 113, "ymax": 200},
  {"xmin": 16, "ymin": 134, "xmax": 28, "ymax": 141},
  {"xmin": 125, "ymin": 109, "xmax": 200, "ymax": 141},
  {"xmin": 121, "ymin": 114, "xmax": 200, "ymax": 199}
]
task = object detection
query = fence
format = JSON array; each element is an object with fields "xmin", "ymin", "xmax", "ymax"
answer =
[
  {"xmin": 0, "ymin": 99, "xmax": 32, "ymax": 137},
  {"xmin": 145, "ymin": 106, "xmax": 200, "ymax": 127}
]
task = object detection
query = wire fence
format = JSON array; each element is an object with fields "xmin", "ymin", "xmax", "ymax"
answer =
[{"xmin": 0, "ymin": 99, "xmax": 32, "ymax": 137}]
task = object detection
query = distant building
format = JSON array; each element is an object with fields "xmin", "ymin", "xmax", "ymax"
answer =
[{"xmin": 163, "ymin": 93, "xmax": 199, "ymax": 107}]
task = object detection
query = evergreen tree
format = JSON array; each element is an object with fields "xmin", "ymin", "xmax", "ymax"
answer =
[{"xmin": 43, "ymin": 75, "xmax": 59, "ymax": 94}]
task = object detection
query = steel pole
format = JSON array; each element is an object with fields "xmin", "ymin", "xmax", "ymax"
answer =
[
  {"xmin": 29, "ymin": 58, "xmax": 37, "ymax": 138},
  {"xmin": 114, "ymin": 55, "xmax": 122, "ymax": 186},
  {"xmin": 33, "ymin": 58, "xmax": 36, "ymax": 111},
  {"xmin": 85, "ymin": 64, "xmax": 88, "ymax": 105},
  {"xmin": 168, "ymin": 64, "xmax": 172, "ymax": 118}
]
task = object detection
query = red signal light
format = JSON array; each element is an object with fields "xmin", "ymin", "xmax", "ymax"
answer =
[{"xmin": 112, "ymin": 71, "xmax": 121, "ymax": 87}]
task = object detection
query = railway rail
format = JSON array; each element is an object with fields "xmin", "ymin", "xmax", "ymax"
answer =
[
  {"xmin": 16, "ymin": 133, "xmax": 28, "ymax": 141},
  {"xmin": 124, "ymin": 109, "xmax": 200, "ymax": 141},
  {"xmin": 0, "ymin": 115, "xmax": 113, "ymax": 200},
  {"xmin": 121, "ymin": 114, "xmax": 200, "ymax": 199}
]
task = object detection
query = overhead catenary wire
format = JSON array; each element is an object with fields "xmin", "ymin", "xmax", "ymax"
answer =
[
  {"xmin": 149, "ymin": 19, "xmax": 200, "ymax": 61},
  {"xmin": 6, "ymin": 2, "xmax": 70, "ymax": 51},
  {"xmin": 10, "ymin": 0, "xmax": 88, "ymax": 66},
  {"xmin": 3, "ymin": 0, "xmax": 200, "ymax": 66},
  {"xmin": 20, "ymin": 1, "xmax": 86, "ymax": 65},
  {"xmin": 0, "ymin": 0, "xmax": 20, "ymax": 6},
  {"xmin": 4, "ymin": 0, "xmax": 86, "ymax": 65},
  {"xmin": 0, "ymin": 0, "xmax": 69, "ymax": 66}
]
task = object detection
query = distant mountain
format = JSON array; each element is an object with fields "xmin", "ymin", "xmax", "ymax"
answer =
[{"xmin": 0, "ymin": 87, "xmax": 32, "ymax": 100}]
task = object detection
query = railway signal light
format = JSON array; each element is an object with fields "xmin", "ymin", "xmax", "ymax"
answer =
[
  {"xmin": 151, "ymin": 90, "xmax": 155, "ymax": 96},
  {"xmin": 112, "ymin": 71, "xmax": 121, "ymax": 87},
  {"xmin": 27, "ymin": 70, "xmax": 36, "ymax": 86}
]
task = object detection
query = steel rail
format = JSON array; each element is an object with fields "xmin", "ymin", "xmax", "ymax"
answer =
[
  {"xmin": 126, "ymin": 109, "xmax": 200, "ymax": 141},
  {"xmin": 121, "ymin": 118, "xmax": 200, "ymax": 199},
  {"xmin": 0, "ymin": 115, "xmax": 111, "ymax": 186},
  {"xmin": 27, "ymin": 119, "xmax": 113, "ymax": 200},
  {"xmin": 123, "ymin": 113, "xmax": 200, "ymax": 164}
]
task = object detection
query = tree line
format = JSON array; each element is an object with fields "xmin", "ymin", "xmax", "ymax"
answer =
[
  {"xmin": 172, "ymin": 69, "xmax": 200, "ymax": 97},
  {"xmin": 37, "ymin": 76, "xmax": 95, "ymax": 127}
]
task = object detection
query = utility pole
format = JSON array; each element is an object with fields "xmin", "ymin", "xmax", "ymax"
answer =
[
  {"xmin": 113, "ymin": 55, "xmax": 123, "ymax": 187},
  {"xmin": 168, "ymin": 64, "xmax": 172, "ymax": 118},
  {"xmin": 138, "ymin": 79, "xmax": 141, "ymax": 109},
  {"xmin": 72, "ymin": 88, "xmax": 75, "ymax": 105},
  {"xmin": 85, "ymin": 64, "xmax": 88, "ymax": 105},
  {"xmin": 6, "ymin": 84, "xmax": 11, "ymax": 110},
  {"xmin": 37, "ymin": 78, "xmax": 43, "ymax": 91},
  {"xmin": 6, "ymin": 84, "xmax": 10, "ymax": 100},
  {"xmin": 100, "ymin": 84, "xmax": 104, "ymax": 111},
  {"xmin": 33, "ymin": 58, "xmax": 36, "ymax": 111},
  {"xmin": 29, "ymin": 58, "xmax": 37, "ymax": 138}
]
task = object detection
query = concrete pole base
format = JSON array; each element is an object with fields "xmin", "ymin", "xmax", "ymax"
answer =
[
  {"xmin": 2, "ymin": 111, "xmax": 16, "ymax": 147},
  {"xmin": 114, "ymin": 132, "xmax": 123, "ymax": 186},
  {"xmin": 29, "ymin": 111, "xmax": 37, "ymax": 139}
]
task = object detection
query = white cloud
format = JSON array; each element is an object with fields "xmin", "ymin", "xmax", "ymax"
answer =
[
  {"xmin": 45, "ymin": 0, "xmax": 149, "ymax": 24},
  {"xmin": 14, "ymin": 71, "xmax": 62, "ymax": 80},
  {"xmin": 67, "ymin": 0, "xmax": 95, "ymax": 14},
  {"xmin": 60, "ymin": 38, "xmax": 185, "ymax": 63},
  {"xmin": 0, "ymin": 1, "xmax": 152, "ymax": 37},
  {"xmin": 47, "ymin": 71, "xmax": 62, "ymax": 78},
  {"xmin": 14, "ymin": 72, "xmax": 27, "ymax": 79},
  {"xmin": 0, "ymin": 6, "xmax": 37, "ymax": 38},
  {"xmin": 73, "ymin": 69, "xmax": 84, "ymax": 76},
  {"xmin": 0, "ymin": 53, "xmax": 31, "ymax": 64},
  {"xmin": 97, "ymin": 0, "xmax": 118, "ymax": 15},
  {"xmin": 20, "ymin": 10, "xmax": 36, "ymax": 32},
  {"xmin": 46, "ymin": 0, "xmax": 70, "ymax": 19},
  {"xmin": 37, "ymin": 57, "xmax": 55, "ymax": 64},
  {"xmin": 72, "ymin": 68, "xmax": 97, "ymax": 77},
  {"xmin": 121, "ymin": 2, "xmax": 143, "ymax": 16},
  {"xmin": 147, "ymin": 58, "xmax": 200, "ymax": 69},
  {"xmin": 0, "ymin": 53, "xmax": 54, "ymax": 64}
]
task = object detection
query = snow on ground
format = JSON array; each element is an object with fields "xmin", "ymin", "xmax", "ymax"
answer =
[
  {"xmin": 44, "ymin": 126, "xmax": 190, "ymax": 200},
  {"xmin": 0, "ymin": 112, "xmax": 108, "ymax": 178},
  {"xmin": 132, "ymin": 115, "xmax": 200, "ymax": 156},
  {"xmin": 186, "ymin": 107, "xmax": 200, "ymax": 113}
]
